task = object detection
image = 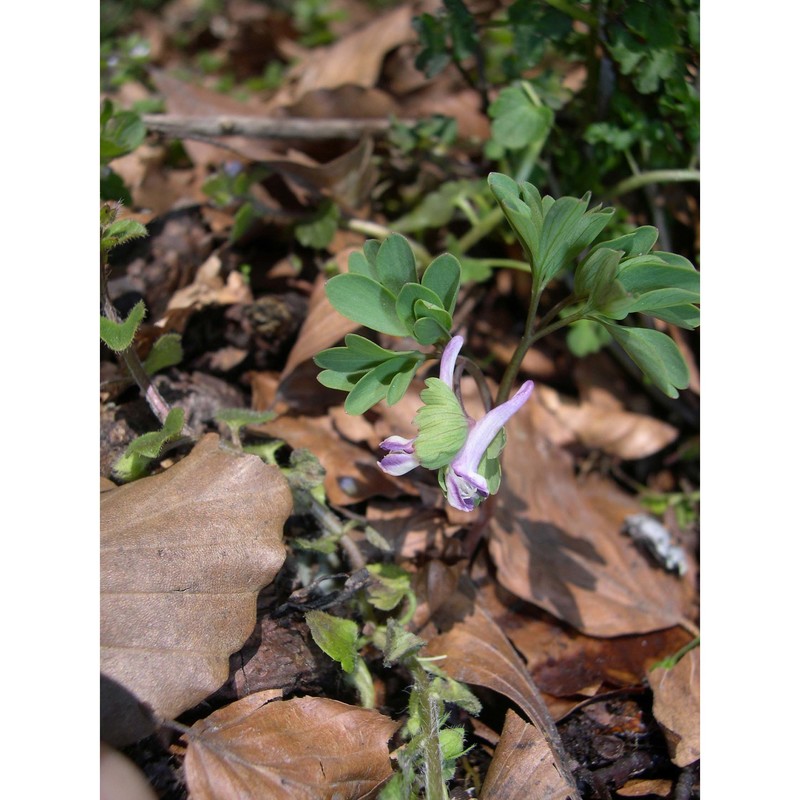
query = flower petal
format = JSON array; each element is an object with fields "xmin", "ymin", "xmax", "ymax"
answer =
[
  {"xmin": 379, "ymin": 435, "xmax": 416, "ymax": 453},
  {"xmin": 378, "ymin": 451, "xmax": 420, "ymax": 476},
  {"xmin": 438, "ymin": 335, "xmax": 464, "ymax": 390}
]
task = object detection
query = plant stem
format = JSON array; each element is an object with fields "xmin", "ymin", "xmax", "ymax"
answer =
[
  {"xmin": 344, "ymin": 217, "xmax": 432, "ymax": 264},
  {"xmin": 496, "ymin": 280, "xmax": 542, "ymax": 404},
  {"xmin": 606, "ymin": 169, "xmax": 700, "ymax": 199},
  {"xmin": 100, "ymin": 266, "xmax": 183, "ymax": 430},
  {"xmin": 410, "ymin": 663, "xmax": 448, "ymax": 800}
]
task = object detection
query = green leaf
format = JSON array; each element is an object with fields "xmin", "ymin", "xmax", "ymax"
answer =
[
  {"xmin": 325, "ymin": 273, "xmax": 408, "ymax": 336},
  {"xmin": 590, "ymin": 226, "xmax": 660, "ymax": 259},
  {"xmin": 574, "ymin": 248, "xmax": 623, "ymax": 305},
  {"xmin": 111, "ymin": 408, "xmax": 185, "ymax": 482},
  {"xmin": 305, "ymin": 610, "xmax": 359, "ymax": 673},
  {"xmin": 347, "ymin": 249, "xmax": 380, "ymax": 280},
  {"xmin": 567, "ymin": 319, "xmax": 613, "ymax": 357},
  {"xmin": 143, "ymin": 333, "xmax": 183, "ymax": 375},
  {"xmin": 421, "ymin": 252, "xmax": 461, "ymax": 314},
  {"xmin": 488, "ymin": 85, "xmax": 554, "ymax": 151},
  {"xmin": 624, "ymin": 288, "xmax": 700, "ymax": 314},
  {"xmin": 395, "ymin": 283, "xmax": 446, "ymax": 331},
  {"xmin": 488, "ymin": 172, "xmax": 542, "ymax": 267},
  {"xmin": 295, "ymin": 200, "xmax": 340, "ymax": 249},
  {"xmin": 392, "ymin": 181, "xmax": 480, "ymax": 233},
  {"xmin": 386, "ymin": 360, "xmax": 420, "ymax": 406},
  {"xmin": 317, "ymin": 369, "xmax": 365, "ymax": 392},
  {"xmin": 376, "ymin": 233, "xmax": 418, "ymax": 295},
  {"xmin": 314, "ymin": 334, "xmax": 404, "ymax": 372},
  {"xmin": 101, "ymin": 218, "xmax": 148, "ymax": 254},
  {"xmin": 645, "ymin": 304, "xmax": 700, "ymax": 329},
  {"xmin": 214, "ymin": 407, "xmax": 276, "ymax": 433},
  {"xmin": 366, "ymin": 564, "xmax": 413, "ymax": 611},
  {"xmin": 413, "ymin": 316, "xmax": 451, "ymax": 345},
  {"xmin": 538, "ymin": 194, "xmax": 615, "ymax": 285},
  {"xmin": 100, "ymin": 107, "xmax": 146, "ymax": 163},
  {"xmin": 100, "ymin": 168, "xmax": 132, "ymax": 205},
  {"xmin": 431, "ymin": 676, "xmax": 482, "ymax": 716},
  {"xmin": 414, "ymin": 300, "xmax": 452, "ymax": 333},
  {"xmin": 413, "ymin": 12, "xmax": 451, "ymax": 77},
  {"xmin": 603, "ymin": 323, "xmax": 690, "ymax": 398},
  {"xmin": 344, "ymin": 356, "xmax": 421, "ymax": 415},
  {"xmin": 382, "ymin": 618, "xmax": 426, "ymax": 666},
  {"xmin": 617, "ymin": 254, "xmax": 699, "ymax": 295},
  {"xmin": 414, "ymin": 378, "xmax": 469, "ymax": 469},
  {"xmin": 100, "ymin": 300, "xmax": 146, "ymax": 352},
  {"xmin": 230, "ymin": 201, "xmax": 256, "ymax": 243}
]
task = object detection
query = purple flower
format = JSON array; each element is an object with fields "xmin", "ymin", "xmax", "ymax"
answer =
[{"xmin": 378, "ymin": 336, "xmax": 533, "ymax": 512}]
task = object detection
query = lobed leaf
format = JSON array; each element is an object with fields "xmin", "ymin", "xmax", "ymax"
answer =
[
  {"xmin": 603, "ymin": 323, "xmax": 690, "ymax": 398},
  {"xmin": 376, "ymin": 233, "xmax": 418, "ymax": 294},
  {"xmin": 100, "ymin": 300, "xmax": 146, "ymax": 353},
  {"xmin": 421, "ymin": 252, "xmax": 462, "ymax": 314},
  {"xmin": 325, "ymin": 273, "xmax": 408, "ymax": 336}
]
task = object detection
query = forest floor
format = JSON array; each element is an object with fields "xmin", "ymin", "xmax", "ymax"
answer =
[{"xmin": 100, "ymin": 2, "xmax": 700, "ymax": 798}]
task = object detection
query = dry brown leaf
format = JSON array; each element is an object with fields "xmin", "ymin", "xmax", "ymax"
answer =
[
  {"xmin": 480, "ymin": 709, "xmax": 577, "ymax": 800},
  {"xmin": 100, "ymin": 434, "xmax": 292, "ymax": 745},
  {"xmin": 650, "ymin": 648, "xmax": 700, "ymax": 767},
  {"xmin": 271, "ymin": 6, "xmax": 414, "ymax": 105},
  {"xmin": 535, "ymin": 384, "xmax": 678, "ymax": 460},
  {"xmin": 488, "ymin": 407, "xmax": 689, "ymax": 637},
  {"xmin": 424, "ymin": 580, "xmax": 578, "ymax": 794},
  {"xmin": 616, "ymin": 778, "xmax": 673, "ymax": 797},
  {"xmin": 256, "ymin": 412, "xmax": 413, "ymax": 505},
  {"xmin": 184, "ymin": 692, "xmax": 399, "ymax": 799},
  {"xmin": 279, "ymin": 267, "xmax": 360, "ymax": 384},
  {"xmin": 479, "ymin": 581, "xmax": 694, "ymax": 704},
  {"xmin": 166, "ymin": 252, "xmax": 253, "ymax": 312}
]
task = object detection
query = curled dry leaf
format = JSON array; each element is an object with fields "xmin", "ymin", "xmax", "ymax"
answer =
[
  {"xmin": 100, "ymin": 434, "xmax": 292, "ymax": 746},
  {"xmin": 184, "ymin": 692, "xmax": 399, "ymax": 800},
  {"xmin": 480, "ymin": 709, "xmax": 577, "ymax": 800},
  {"xmin": 424, "ymin": 579, "xmax": 578, "ymax": 795},
  {"xmin": 650, "ymin": 648, "xmax": 700, "ymax": 767},
  {"xmin": 489, "ymin": 408, "xmax": 689, "ymax": 637},
  {"xmin": 535, "ymin": 384, "xmax": 678, "ymax": 460}
]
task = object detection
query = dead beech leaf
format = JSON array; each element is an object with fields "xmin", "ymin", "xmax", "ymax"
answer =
[
  {"xmin": 489, "ymin": 408, "xmax": 688, "ymax": 637},
  {"xmin": 480, "ymin": 709, "xmax": 577, "ymax": 800},
  {"xmin": 256, "ymin": 412, "xmax": 413, "ymax": 505},
  {"xmin": 650, "ymin": 648, "xmax": 700, "ymax": 767},
  {"xmin": 166, "ymin": 252, "xmax": 253, "ymax": 312},
  {"xmin": 100, "ymin": 434, "xmax": 292, "ymax": 745},
  {"xmin": 272, "ymin": 6, "xmax": 414, "ymax": 105},
  {"xmin": 535, "ymin": 384, "xmax": 678, "ymax": 460},
  {"xmin": 424, "ymin": 580, "xmax": 578, "ymax": 794},
  {"xmin": 184, "ymin": 692, "xmax": 399, "ymax": 800}
]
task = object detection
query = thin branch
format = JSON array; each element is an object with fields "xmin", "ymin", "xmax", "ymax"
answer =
[{"xmin": 142, "ymin": 114, "xmax": 415, "ymax": 142}]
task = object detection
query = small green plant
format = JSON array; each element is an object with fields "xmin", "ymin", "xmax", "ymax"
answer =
[
  {"xmin": 317, "ymin": 172, "xmax": 698, "ymax": 516},
  {"xmin": 100, "ymin": 202, "xmax": 187, "ymax": 480}
]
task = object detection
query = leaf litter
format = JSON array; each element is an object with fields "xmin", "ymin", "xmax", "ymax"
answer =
[{"xmin": 100, "ymin": 1, "xmax": 700, "ymax": 796}]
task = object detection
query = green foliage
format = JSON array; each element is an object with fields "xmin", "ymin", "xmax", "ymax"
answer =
[
  {"xmin": 100, "ymin": 99, "xmax": 146, "ymax": 163},
  {"xmin": 142, "ymin": 333, "xmax": 183, "ymax": 375},
  {"xmin": 488, "ymin": 172, "xmax": 615, "ymax": 290},
  {"xmin": 305, "ymin": 610, "xmax": 360, "ymax": 673},
  {"xmin": 413, "ymin": 0, "xmax": 479, "ymax": 78},
  {"xmin": 100, "ymin": 300, "xmax": 146, "ymax": 353},
  {"xmin": 100, "ymin": 217, "xmax": 149, "ymax": 257},
  {"xmin": 295, "ymin": 200, "xmax": 341, "ymax": 249},
  {"xmin": 112, "ymin": 408, "xmax": 186, "ymax": 482},
  {"xmin": 316, "ymin": 236, "xmax": 465, "ymax": 413},
  {"xmin": 488, "ymin": 83, "xmax": 554, "ymax": 152},
  {"xmin": 388, "ymin": 115, "xmax": 458, "ymax": 157}
]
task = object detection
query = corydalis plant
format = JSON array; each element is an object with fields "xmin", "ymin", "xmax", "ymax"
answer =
[
  {"xmin": 378, "ymin": 336, "xmax": 533, "ymax": 512},
  {"xmin": 316, "ymin": 172, "xmax": 698, "ymax": 512}
]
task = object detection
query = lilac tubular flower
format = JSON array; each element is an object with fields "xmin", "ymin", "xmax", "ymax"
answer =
[
  {"xmin": 444, "ymin": 379, "xmax": 533, "ymax": 512},
  {"xmin": 377, "ymin": 335, "xmax": 534, "ymax": 512}
]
